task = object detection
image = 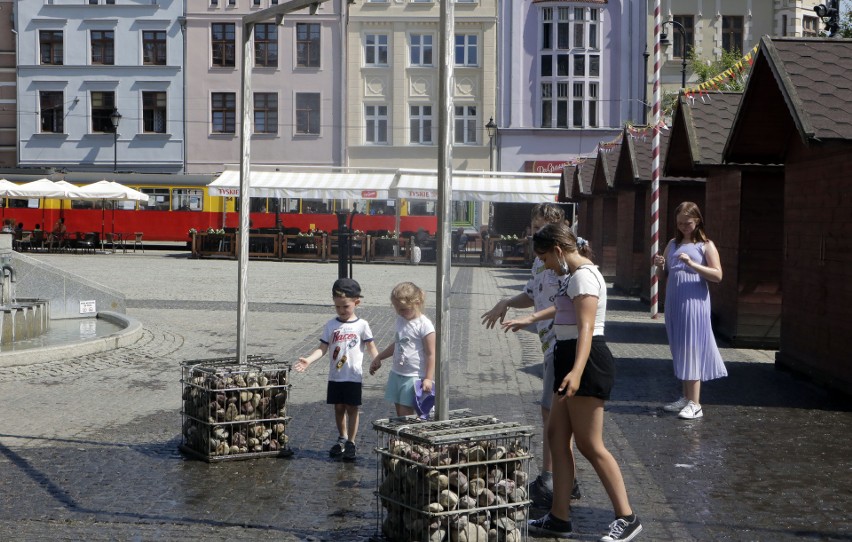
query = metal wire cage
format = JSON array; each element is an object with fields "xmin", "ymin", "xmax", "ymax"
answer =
[
  {"xmin": 373, "ymin": 412, "xmax": 534, "ymax": 542},
  {"xmin": 180, "ymin": 356, "xmax": 292, "ymax": 462}
]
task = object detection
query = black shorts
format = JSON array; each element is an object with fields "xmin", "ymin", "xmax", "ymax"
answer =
[
  {"xmin": 327, "ymin": 381, "xmax": 362, "ymax": 406},
  {"xmin": 553, "ymin": 337, "xmax": 615, "ymax": 400}
]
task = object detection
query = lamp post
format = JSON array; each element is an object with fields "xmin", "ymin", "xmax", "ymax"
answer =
[
  {"xmin": 485, "ymin": 116, "xmax": 497, "ymax": 171},
  {"xmin": 660, "ymin": 19, "xmax": 687, "ymax": 89},
  {"xmin": 109, "ymin": 108, "xmax": 122, "ymax": 173}
]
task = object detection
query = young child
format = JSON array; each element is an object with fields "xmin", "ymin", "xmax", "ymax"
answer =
[
  {"xmin": 370, "ymin": 282, "xmax": 436, "ymax": 417},
  {"xmin": 295, "ymin": 278, "xmax": 379, "ymax": 461}
]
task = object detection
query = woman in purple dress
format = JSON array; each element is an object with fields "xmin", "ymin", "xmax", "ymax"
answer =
[{"xmin": 653, "ymin": 202, "xmax": 727, "ymax": 420}]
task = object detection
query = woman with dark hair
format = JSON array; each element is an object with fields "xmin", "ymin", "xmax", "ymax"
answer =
[
  {"xmin": 503, "ymin": 223, "xmax": 642, "ymax": 542},
  {"xmin": 653, "ymin": 201, "xmax": 727, "ymax": 420}
]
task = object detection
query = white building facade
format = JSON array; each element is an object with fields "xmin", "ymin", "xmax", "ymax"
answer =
[{"xmin": 15, "ymin": 0, "xmax": 185, "ymax": 172}]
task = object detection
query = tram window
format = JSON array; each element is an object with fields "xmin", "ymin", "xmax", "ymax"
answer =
[
  {"xmin": 140, "ymin": 188, "xmax": 170, "ymax": 211},
  {"xmin": 367, "ymin": 199, "xmax": 394, "ymax": 215},
  {"xmin": 301, "ymin": 199, "xmax": 328, "ymax": 213},
  {"xmin": 408, "ymin": 200, "xmax": 435, "ymax": 216},
  {"xmin": 70, "ymin": 200, "xmax": 109, "ymax": 210},
  {"xmin": 173, "ymin": 189, "xmax": 203, "ymax": 211},
  {"xmin": 250, "ymin": 197, "xmax": 267, "ymax": 213},
  {"xmin": 285, "ymin": 199, "xmax": 300, "ymax": 213},
  {"xmin": 7, "ymin": 198, "xmax": 40, "ymax": 209}
]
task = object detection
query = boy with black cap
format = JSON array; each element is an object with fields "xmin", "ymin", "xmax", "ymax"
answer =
[{"xmin": 295, "ymin": 278, "xmax": 379, "ymax": 460}]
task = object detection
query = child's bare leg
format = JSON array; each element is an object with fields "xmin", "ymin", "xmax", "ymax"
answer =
[
  {"xmin": 395, "ymin": 403, "xmax": 415, "ymax": 416},
  {"xmin": 334, "ymin": 404, "xmax": 348, "ymax": 439},
  {"xmin": 345, "ymin": 405, "xmax": 360, "ymax": 442}
]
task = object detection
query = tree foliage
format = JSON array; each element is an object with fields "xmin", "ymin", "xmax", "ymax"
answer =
[{"xmin": 688, "ymin": 48, "xmax": 747, "ymax": 92}]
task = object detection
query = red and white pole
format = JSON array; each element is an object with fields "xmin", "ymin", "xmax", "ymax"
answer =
[{"xmin": 650, "ymin": 0, "xmax": 661, "ymax": 318}]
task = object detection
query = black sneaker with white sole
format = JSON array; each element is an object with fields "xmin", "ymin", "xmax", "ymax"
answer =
[
  {"xmin": 342, "ymin": 440, "xmax": 357, "ymax": 461},
  {"xmin": 528, "ymin": 512, "xmax": 573, "ymax": 538},
  {"xmin": 528, "ymin": 476, "xmax": 554, "ymax": 508},
  {"xmin": 600, "ymin": 516, "xmax": 642, "ymax": 542}
]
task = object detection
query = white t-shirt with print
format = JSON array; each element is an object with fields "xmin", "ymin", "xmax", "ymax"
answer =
[
  {"xmin": 524, "ymin": 256, "xmax": 560, "ymax": 354},
  {"xmin": 391, "ymin": 314, "xmax": 435, "ymax": 378},
  {"xmin": 320, "ymin": 317, "xmax": 374, "ymax": 383}
]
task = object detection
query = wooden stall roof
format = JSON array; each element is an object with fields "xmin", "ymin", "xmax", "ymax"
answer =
[
  {"xmin": 572, "ymin": 159, "xmax": 594, "ymax": 200},
  {"xmin": 664, "ymin": 92, "xmax": 743, "ymax": 177},
  {"xmin": 557, "ymin": 164, "xmax": 579, "ymax": 202},
  {"xmin": 615, "ymin": 128, "xmax": 702, "ymax": 187},
  {"xmin": 725, "ymin": 36, "xmax": 852, "ymax": 163},
  {"xmin": 590, "ymin": 143, "xmax": 621, "ymax": 195}
]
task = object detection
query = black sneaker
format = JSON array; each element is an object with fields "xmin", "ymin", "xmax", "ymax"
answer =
[
  {"xmin": 329, "ymin": 438, "xmax": 346, "ymax": 458},
  {"xmin": 342, "ymin": 440, "xmax": 357, "ymax": 461},
  {"xmin": 528, "ymin": 475, "xmax": 554, "ymax": 508},
  {"xmin": 571, "ymin": 478, "xmax": 582, "ymax": 500},
  {"xmin": 600, "ymin": 516, "xmax": 642, "ymax": 542},
  {"xmin": 528, "ymin": 512, "xmax": 572, "ymax": 538}
]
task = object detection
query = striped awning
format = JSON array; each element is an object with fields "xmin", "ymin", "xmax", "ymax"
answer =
[
  {"xmin": 209, "ymin": 167, "xmax": 561, "ymax": 203},
  {"xmin": 208, "ymin": 168, "xmax": 396, "ymax": 199}
]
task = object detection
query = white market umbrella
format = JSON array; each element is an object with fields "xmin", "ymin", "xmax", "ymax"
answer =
[
  {"xmin": 5, "ymin": 178, "xmax": 69, "ymax": 199},
  {"xmin": 73, "ymin": 180, "xmax": 149, "ymax": 238}
]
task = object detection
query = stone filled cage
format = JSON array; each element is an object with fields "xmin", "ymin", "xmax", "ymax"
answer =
[
  {"xmin": 373, "ymin": 413, "xmax": 533, "ymax": 542},
  {"xmin": 180, "ymin": 356, "xmax": 292, "ymax": 462}
]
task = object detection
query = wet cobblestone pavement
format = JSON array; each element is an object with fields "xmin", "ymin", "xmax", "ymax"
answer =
[{"xmin": 0, "ymin": 253, "xmax": 849, "ymax": 541}]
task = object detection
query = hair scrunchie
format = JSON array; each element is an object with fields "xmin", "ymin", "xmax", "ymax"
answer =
[{"xmin": 576, "ymin": 236, "xmax": 588, "ymax": 249}]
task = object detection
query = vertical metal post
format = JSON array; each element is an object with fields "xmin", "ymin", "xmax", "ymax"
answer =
[
  {"xmin": 237, "ymin": 20, "xmax": 254, "ymax": 364},
  {"xmin": 650, "ymin": 1, "xmax": 661, "ymax": 318},
  {"xmin": 435, "ymin": 0, "xmax": 455, "ymax": 421}
]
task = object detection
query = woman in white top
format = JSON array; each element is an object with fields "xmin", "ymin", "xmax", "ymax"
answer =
[{"xmin": 503, "ymin": 223, "xmax": 642, "ymax": 542}]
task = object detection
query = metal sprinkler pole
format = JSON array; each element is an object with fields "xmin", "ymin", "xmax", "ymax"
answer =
[{"xmin": 434, "ymin": 0, "xmax": 455, "ymax": 421}]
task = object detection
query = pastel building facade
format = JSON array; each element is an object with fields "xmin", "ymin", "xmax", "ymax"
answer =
[
  {"xmin": 0, "ymin": 0, "xmax": 15, "ymax": 166},
  {"xmin": 15, "ymin": 0, "xmax": 185, "ymax": 173},
  {"xmin": 183, "ymin": 0, "xmax": 346, "ymax": 174},
  {"xmin": 498, "ymin": 0, "xmax": 640, "ymax": 173}
]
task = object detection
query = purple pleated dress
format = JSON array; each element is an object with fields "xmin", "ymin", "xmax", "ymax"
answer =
[{"xmin": 664, "ymin": 242, "xmax": 727, "ymax": 381}]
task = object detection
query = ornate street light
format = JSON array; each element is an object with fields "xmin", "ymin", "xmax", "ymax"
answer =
[
  {"xmin": 485, "ymin": 116, "xmax": 497, "ymax": 171},
  {"xmin": 110, "ymin": 108, "xmax": 122, "ymax": 173},
  {"xmin": 660, "ymin": 19, "xmax": 688, "ymax": 89}
]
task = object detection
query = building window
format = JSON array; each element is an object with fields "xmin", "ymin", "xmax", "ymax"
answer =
[
  {"xmin": 454, "ymin": 105, "xmax": 477, "ymax": 144},
  {"xmin": 91, "ymin": 30, "xmax": 115, "ymax": 65},
  {"xmin": 722, "ymin": 16, "xmax": 744, "ymax": 54},
  {"xmin": 672, "ymin": 15, "xmax": 694, "ymax": 58},
  {"xmin": 365, "ymin": 105, "xmax": 388, "ymax": 144},
  {"xmin": 541, "ymin": 83, "xmax": 552, "ymax": 128},
  {"xmin": 39, "ymin": 31, "xmax": 63, "ymax": 65},
  {"xmin": 455, "ymin": 34, "xmax": 478, "ymax": 66},
  {"xmin": 212, "ymin": 23, "xmax": 236, "ymax": 67},
  {"xmin": 588, "ymin": 82, "xmax": 598, "ymax": 127},
  {"xmin": 803, "ymin": 15, "xmax": 819, "ymax": 37},
  {"xmin": 410, "ymin": 34, "xmax": 433, "ymax": 66},
  {"xmin": 538, "ymin": 5, "xmax": 601, "ymax": 129},
  {"xmin": 91, "ymin": 91, "xmax": 115, "ymax": 133},
  {"xmin": 409, "ymin": 105, "xmax": 432, "ymax": 144},
  {"xmin": 365, "ymin": 34, "xmax": 388, "ymax": 66},
  {"xmin": 572, "ymin": 82, "xmax": 583, "ymax": 128},
  {"xmin": 142, "ymin": 91, "xmax": 167, "ymax": 133},
  {"xmin": 296, "ymin": 23, "xmax": 320, "ymax": 68},
  {"xmin": 211, "ymin": 92, "xmax": 236, "ymax": 133},
  {"xmin": 254, "ymin": 92, "xmax": 278, "ymax": 134},
  {"xmin": 295, "ymin": 93, "xmax": 320, "ymax": 135},
  {"xmin": 142, "ymin": 31, "xmax": 167, "ymax": 66},
  {"xmin": 254, "ymin": 24, "xmax": 278, "ymax": 67},
  {"xmin": 39, "ymin": 91, "xmax": 64, "ymax": 133},
  {"xmin": 556, "ymin": 82, "xmax": 568, "ymax": 128}
]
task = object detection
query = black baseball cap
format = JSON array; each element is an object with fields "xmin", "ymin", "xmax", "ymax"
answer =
[{"xmin": 332, "ymin": 278, "xmax": 362, "ymax": 298}]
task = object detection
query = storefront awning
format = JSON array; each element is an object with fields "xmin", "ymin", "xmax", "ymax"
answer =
[
  {"xmin": 208, "ymin": 168, "xmax": 396, "ymax": 199},
  {"xmin": 209, "ymin": 166, "xmax": 560, "ymax": 203}
]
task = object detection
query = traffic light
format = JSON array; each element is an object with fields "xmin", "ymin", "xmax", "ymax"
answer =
[{"xmin": 814, "ymin": 0, "xmax": 840, "ymax": 37}]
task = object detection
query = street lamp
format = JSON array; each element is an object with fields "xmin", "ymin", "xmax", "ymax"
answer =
[
  {"xmin": 109, "ymin": 108, "xmax": 122, "ymax": 173},
  {"xmin": 485, "ymin": 116, "xmax": 497, "ymax": 171},
  {"xmin": 660, "ymin": 19, "xmax": 688, "ymax": 89}
]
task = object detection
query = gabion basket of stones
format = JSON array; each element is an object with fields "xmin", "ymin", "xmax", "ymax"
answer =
[
  {"xmin": 180, "ymin": 356, "xmax": 292, "ymax": 462},
  {"xmin": 373, "ymin": 413, "xmax": 534, "ymax": 542}
]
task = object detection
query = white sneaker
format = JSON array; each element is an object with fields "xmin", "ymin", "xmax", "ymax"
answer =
[
  {"xmin": 663, "ymin": 396, "xmax": 688, "ymax": 412},
  {"xmin": 678, "ymin": 401, "xmax": 704, "ymax": 419}
]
